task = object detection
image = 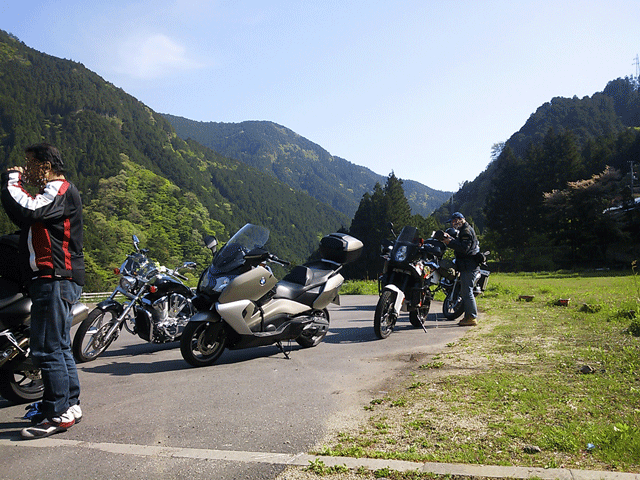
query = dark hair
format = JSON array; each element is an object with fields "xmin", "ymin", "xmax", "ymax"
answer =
[{"xmin": 24, "ymin": 143, "xmax": 65, "ymax": 173}]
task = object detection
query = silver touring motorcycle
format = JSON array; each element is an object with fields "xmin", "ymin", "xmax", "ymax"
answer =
[{"xmin": 180, "ymin": 223, "xmax": 363, "ymax": 367}]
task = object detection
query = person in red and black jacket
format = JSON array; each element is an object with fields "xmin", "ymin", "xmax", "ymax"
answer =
[{"xmin": 1, "ymin": 143, "xmax": 85, "ymax": 439}]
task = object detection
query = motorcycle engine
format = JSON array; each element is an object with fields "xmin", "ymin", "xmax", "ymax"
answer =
[{"xmin": 137, "ymin": 293, "xmax": 194, "ymax": 343}]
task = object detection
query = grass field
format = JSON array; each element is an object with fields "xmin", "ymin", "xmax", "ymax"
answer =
[{"xmin": 301, "ymin": 269, "xmax": 640, "ymax": 478}]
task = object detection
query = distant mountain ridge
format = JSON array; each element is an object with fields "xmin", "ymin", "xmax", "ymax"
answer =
[{"xmin": 162, "ymin": 115, "xmax": 452, "ymax": 218}]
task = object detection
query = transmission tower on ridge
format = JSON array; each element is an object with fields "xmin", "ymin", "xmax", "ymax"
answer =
[{"xmin": 635, "ymin": 54, "xmax": 640, "ymax": 79}]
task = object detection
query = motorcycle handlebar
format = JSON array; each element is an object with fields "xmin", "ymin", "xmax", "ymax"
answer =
[{"xmin": 268, "ymin": 254, "xmax": 290, "ymax": 266}]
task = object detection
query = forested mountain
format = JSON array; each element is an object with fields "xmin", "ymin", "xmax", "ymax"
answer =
[
  {"xmin": 431, "ymin": 77, "xmax": 640, "ymax": 270},
  {"xmin": 0, "ymin": 30, "xmax": 348, "ymax": 290},
  {"xmin": 162, "ymin": 115, "xmax": 452, "ymax": 218}
]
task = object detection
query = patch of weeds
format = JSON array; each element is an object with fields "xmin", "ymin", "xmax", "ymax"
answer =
[
  {"xmin": 419, "ymin": 361, "xmax": 444, "ymax": 369},
  {"xmin": 408, "ymin": 381, "xmax": 425, "ymax": 389},
  {"xmin": 304, "ymin": 459, "xmax": 348, "ymax": 475},
  {"xmin": 626, "ymin": 319, "xmax": 640, "ymax": 337},
  {"xmin": 390, "ymin": 397, "xmax": 407, "ymax": 407}
]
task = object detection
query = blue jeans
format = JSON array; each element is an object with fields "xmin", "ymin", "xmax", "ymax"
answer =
[
  {"xmin": 460, "ymin": 268, "xmax": 478, "ymax": 319},
  {"xmin": 28, "ymin": 279, "xmax": 82, "ymax": 419}
]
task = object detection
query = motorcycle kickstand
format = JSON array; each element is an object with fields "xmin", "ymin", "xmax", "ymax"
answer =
[{"xmin": 276, "ymin": 340, "xmax": 291, "ymax": 359}]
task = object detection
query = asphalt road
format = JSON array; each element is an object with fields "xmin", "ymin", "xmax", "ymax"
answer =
[{"xmin": 0, "ymin": 295, "xmax": 469, "ymax": 480}]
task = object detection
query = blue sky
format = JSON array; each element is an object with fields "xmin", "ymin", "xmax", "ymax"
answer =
[{"xmin": 1, "ymin": 0, "xmax": 638, "ymax": 192}]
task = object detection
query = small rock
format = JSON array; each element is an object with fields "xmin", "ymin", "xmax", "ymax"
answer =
[
  {"xmin": 524, "ymin": 445, "xmax": 541, "ymax": 454},
  {"xmin": 580, "ymin": 365, "xmax": 595, "ymax": 374}
]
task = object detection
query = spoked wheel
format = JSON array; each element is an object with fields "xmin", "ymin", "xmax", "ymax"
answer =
[
  {"xmin": 0, "ymin": 368, "xmax": 44, "ymax": 404},
  {"xmin": 180, "ymin": 321, "xmax": 227, "ymax": 367},
  {"xmin": 296, "ymin": 309, "xmax": 330, "ymax": 348},
  {"xmin": 442, "ymin": 284, "xmax": 465, "ymax": 320},
  {"xmin": 374, "ymin": 290, "xmax": 397, "ymax": 339},
  {"xmin": 73, "ymin": 307, "xmax": 119, "ymax": 363}
]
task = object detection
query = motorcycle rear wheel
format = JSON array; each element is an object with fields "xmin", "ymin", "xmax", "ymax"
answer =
[
  {"xmin": 374, "ymin": 290, "xmax": 396, "ymax": 339},
  {"xmin": 73, "ymin": 307, "xmax": 119, "ymax": 363},
  {"xmin": 0, "ymin": 368, "xmax": 44, "ymax": 404},
  {"xmin": 442, "ymin": 285, "xmax": 465, "ymax": 320},
  {"xmin": 180, "ymin": 321, "xmax": 227, "ymax": 367}
]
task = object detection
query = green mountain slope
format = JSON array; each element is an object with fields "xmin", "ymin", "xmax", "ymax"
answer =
[
  {"xmin": 433, "ymin": 79, "xmax": 640, "ymax": 231},
  {"xmin": 0, "ymin": 30, "xmax": 347, "ymax": 289},
  {"xmin": 162, "ymin": 116, "xmax": 452, "ymax": 218}
]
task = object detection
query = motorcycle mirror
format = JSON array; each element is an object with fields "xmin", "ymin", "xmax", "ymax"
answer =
[
  {"xmin": 182, "ymin": 261, "xmax": 197, "ymax": 270},
  {"xmin": 204, "ymin": 235, "xmax": 218, "ymax": 252},
  {"xmin": 132, "ymin": 235, "xmax": 140, "ymax": 251}
]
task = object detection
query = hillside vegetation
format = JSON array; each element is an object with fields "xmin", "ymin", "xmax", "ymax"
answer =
[
  {"xmin": 0, "ymin": 30, "xmax": 350, "ymax": 290},
  {"xmin": 163, "ymin": 115, "xmax": 452, "ymax": 218}
]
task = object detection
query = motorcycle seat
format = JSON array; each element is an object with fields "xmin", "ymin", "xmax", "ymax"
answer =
[
  {"xmin": 275, "ymin": 261, "xmax": 339, "ymax": 300},
  {"xmin": 0, "ymin": 278, "xmax": 24, "ymax": 310}
]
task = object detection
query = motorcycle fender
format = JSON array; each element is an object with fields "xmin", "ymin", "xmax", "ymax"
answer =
[
  {"xmin": 383, "ymin": 284, "xmax": 405, "ymax": 316},
  {"xmin": 96, "ymin": 299, "xmax": 124, "ymax": 315},
  {"xmin": 216, "ymin": 300, "xmax": 254, "ymax": 335}
]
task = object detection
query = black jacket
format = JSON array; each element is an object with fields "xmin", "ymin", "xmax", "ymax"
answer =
[
  {"xmin": 448, "ymin": 221, "xmax": 479, "ymax": 272},
  {"xmin": 1, "ymin": 170, "xmax": 85, "ymax": 286}
]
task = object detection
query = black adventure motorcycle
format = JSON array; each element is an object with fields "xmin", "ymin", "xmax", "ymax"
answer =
[
  {"xmin": 180, "ymin": 223, "xmax": 363, "ymax": 367},
  {"xmin": 0, "ymin": 235, "xmax": 89, "ymax": 404},
  {"xmin": 72, "ymin": 235, "xmax": 196, "ymax": 362},
  {"xmin": 374, "ymin": 224, "xmax": 446, "ymax": 339}
]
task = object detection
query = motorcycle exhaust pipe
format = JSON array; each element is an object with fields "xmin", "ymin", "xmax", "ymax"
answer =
[
  {"xmin": 72, "ymin": 302, "xmax": 89, "ymax": 326},
  {"xmin": 0, "ymin": 336, "xmax": 29, "ymax": 368}
]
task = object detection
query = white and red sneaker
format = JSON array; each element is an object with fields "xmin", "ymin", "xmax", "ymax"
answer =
[{"xmin": 21, "ymin": 410, "xmax": 75, "ymax": 439}]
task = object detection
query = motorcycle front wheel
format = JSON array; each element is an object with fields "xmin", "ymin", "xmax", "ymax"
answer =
[
  {"xmin": 374, "ymin": 290, "xmax": 396, "ymax": 339},
  {"xmin": 73, "ymin": 307, "xmax": 119, "ymax": 363},
  {"xmin": 0, "ymin": 368, "xmax": 44, "ymax": 404},
  {"xmin": 442, "ymin": 284, "xmax": 465, "ymax": 320},
  {"xmin": 180, "ymin": 321, "xmax": 227, "ymax": 367}
]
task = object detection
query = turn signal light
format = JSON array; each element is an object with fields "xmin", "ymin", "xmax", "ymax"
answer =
[
  {"xmin": 149, "ymin": 286, "xmax": 158, "ymax": 293},
  {"xmin": 114, "ymin": 268, "xmax": 120, "ymax": 275}
]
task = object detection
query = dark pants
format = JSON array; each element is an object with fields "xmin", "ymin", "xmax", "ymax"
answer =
[{"xmin": 28, "ymin": 279, "xmax": 82, "ymax": 419}]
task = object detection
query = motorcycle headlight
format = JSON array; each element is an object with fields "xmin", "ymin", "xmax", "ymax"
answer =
[
  {"xmin": 394, "ymin": 246, "xmax": 408, "ymax": 262},
  {"xmin": 119, "ymin": 275, "xmax": 137, "ymax": 291}
]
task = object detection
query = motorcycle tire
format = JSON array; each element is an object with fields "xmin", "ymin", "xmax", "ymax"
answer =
[
  {"xmin": 180, "ymin": 321, "xmax": 227, "ymax": 368},
  {"xmin": 442, "ymin": 285, "xmax": 465, "ymax": 320},
  {"xmin": 0, "ymin": 368, "xmax": 44, "ymax": 404},
  {"xmin": 374, "ymin": 290, "xmax": 396, "ymax": 339},
  {"xmin": 295, "ymin": 309, "xmax": 330, "ymax": 348},
  {"xmin": 72, "ymin": 307, "xmax": 119, "ymax": 363},
  {"xmin": 409, "ymin": 302, "xmax": 430, "ymax": 329}
]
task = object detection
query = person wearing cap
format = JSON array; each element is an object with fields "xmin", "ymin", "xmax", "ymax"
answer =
[
  {"xmin": 441, "ymin": 212, "xmax": 480, "ymax": 326},
  {"xmin": 1, "ymin": 143, "xmax": 85, "ymax": 438}
]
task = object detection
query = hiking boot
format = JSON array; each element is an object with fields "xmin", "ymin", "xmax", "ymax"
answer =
[
  {"xmin": 458, "ymin": 316, "xmax": 477, "ymax": 326},
  {"xmin": 68, "ymin": 404, "xmax": 83, "ymax": 424},
  {"xmin": 21, "ymin": 410, "xmax": 75, "ymax": 439}
]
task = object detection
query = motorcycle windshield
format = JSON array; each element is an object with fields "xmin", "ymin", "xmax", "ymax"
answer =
[
  {"xmin": 391, "ymin": 226, "xmax": 419, "ymax": 264},
  {"xmin": 210, "ymin": 224, "xmax": 270, "ymax": 273}
]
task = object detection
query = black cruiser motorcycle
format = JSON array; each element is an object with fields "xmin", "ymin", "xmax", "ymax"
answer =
[
  {"xmin": 180, "ymin": 223, "xmax": 363, "ymax": 367},
  {"xmin": 72, "ymin": 235, "xmax": 196, "ymax": 363},
  {"xmin": 0, "ymin": 235, "xmax": 88, "ymax": 404},
  {"xmin": 374, "ymin": 225, "xmax": 446, "ymax": 339}
]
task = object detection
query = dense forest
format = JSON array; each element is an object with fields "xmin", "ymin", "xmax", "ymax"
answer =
[
  {"xmin": 430, "ymin": 78, "xmax": 640, "ymax": 271},
  {"xmin": 162, "ymin": 115, "xmax": 452, "ymax": 218},
  {"xmin": 0, "ymin": 30, "xmax": 348, "ymax": 290}
]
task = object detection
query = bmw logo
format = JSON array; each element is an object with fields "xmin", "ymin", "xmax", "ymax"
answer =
[{"xmin": 260, "ymin": 277, "xmax": 266, "ymax": 286}]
